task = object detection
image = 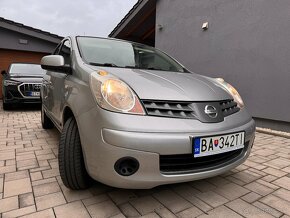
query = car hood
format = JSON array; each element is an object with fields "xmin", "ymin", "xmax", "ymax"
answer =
[
  {"xmin": 8, "ymin": 76, "xmax": 43, "ymax": 83},
  {"xmin": 89, "ymin": 66, "xmax": 232, "ymax": 101}
]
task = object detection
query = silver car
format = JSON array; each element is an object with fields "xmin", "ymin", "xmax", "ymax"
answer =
[{"xmin": 40, "ymin": 36, "xmax": 255, "ymax": 189}]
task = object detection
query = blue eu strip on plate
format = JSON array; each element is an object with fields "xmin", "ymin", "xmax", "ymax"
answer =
[{"xmin": 194, "ymin": 138, "xmax": 200, "ymax": 155}]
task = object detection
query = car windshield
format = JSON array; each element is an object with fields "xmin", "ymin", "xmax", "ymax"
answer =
[
  {"xmin": 9, "ymin": 64, "xmax": 45, "ymax": 76},
  {"xmin": 77, "ymin": 37, "xmax": 187, "ymax": 73}
]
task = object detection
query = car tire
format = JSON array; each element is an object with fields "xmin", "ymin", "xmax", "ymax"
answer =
[
  {"xmin": 59, "ymin": 117, "xmax": 92, "ymax": 190},
  {"xmin": 2, "ymin": 102, "xmax": 10, "ymax": 110},
  {"xmin": 41, "ymin": 105, "xmax": 54, "ymax": 129}
]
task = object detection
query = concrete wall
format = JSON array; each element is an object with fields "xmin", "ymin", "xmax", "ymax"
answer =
[
  {"xmin": 0, "ymin": 27, "xmax": 58, "ymax": 53},
  {"xmin": 156, "ymin": 0, "xmax": 290, "ymax": 123}
]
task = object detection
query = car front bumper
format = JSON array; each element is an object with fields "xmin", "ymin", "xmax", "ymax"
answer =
[{"xmin": 77, "ymin": 107, "xmax": 255, "ymax": 189}]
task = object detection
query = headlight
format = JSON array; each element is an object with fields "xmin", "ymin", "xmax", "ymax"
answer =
[
  {"xmin": 90, "ymin": 71, "xmax": 145, "ymax": 115},
  {"xmin": 216, "ymin": 78, "xmax": 244, "ymax": 108},
  {"xmin": 4, "ymin": 80, "xmax": 21, "ymax": 86}
]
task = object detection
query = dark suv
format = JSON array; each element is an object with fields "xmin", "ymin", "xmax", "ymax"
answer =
[{"xmin": 1, "ymin": 63, "xmax": 45, "ymax": 110}]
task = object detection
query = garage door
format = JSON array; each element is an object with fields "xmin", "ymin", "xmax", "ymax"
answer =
[{"xmin": 0, "ymin": 49, "xmax": 48, "ymax": 98}]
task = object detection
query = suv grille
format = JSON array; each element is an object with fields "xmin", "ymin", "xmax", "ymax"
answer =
[
  {"xmin": 19, "ymin": 83, "xmax": 41, "ymax": 97},
  {"xmin": 141, "ymin": 100, "xmax": 196, "ymax": 119},
  {"xmin": 160, "ymin": 142, "xmax": 249, "ymax": 174},
  {"xmin": 141, "ymin": 99, "xmax": 239, "ymax": 120}
]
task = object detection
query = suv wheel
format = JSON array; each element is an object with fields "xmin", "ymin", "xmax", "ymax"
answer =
[
  {"xmin": 59, "ymin": 117, "xmax": 92, "ymax": 190},
  {"xmin": 41, "ymin": 105, "xmax": 54, "ymax": 129}
]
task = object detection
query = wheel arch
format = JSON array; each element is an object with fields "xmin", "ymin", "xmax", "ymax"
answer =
[
  {"xmin": 61, "ymin": 106, "xmax": 91, "ymax": 175},
  {"xmin": 63, "ymin": 106, "xmax": 75, "ymax": 125}
]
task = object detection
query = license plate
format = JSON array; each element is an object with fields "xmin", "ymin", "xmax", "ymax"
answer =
[
  {"xmin": 29, "ymin": 92, "xmax": 40, "ymax": 97},
  {"xmin": 193, "ymin": 132, "xmax": 245, "ymax": 158}
]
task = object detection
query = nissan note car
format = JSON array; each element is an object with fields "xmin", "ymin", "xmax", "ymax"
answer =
[
  {"xmin": 2, "ymin": 63, "xmax": 44, "ymax": 110},
  {"xmin": 40, "ymin": 36, "xmax": 255, "ymax": 189}
]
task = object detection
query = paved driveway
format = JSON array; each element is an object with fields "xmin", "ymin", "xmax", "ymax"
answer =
[{"xmin": 0, "ymin": 104, "xmax": 290, "ymax": 218}]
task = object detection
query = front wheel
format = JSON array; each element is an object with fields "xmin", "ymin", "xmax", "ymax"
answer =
[{"xmin": 59, "ymin": 117, "xmax": 92, "ymax": 190}]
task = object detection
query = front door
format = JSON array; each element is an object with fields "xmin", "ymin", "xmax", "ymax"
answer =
[{"xmin": 43, "ymin": 39, "xmax": 72, "ymax": 126}]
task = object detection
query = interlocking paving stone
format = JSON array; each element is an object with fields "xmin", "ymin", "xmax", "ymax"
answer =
[
  {"xmin": 54, "ymin": 201, "xmax": 90, "ymax": 218},
  {"xmin": 5, "ymin": 170, "xmax": 29, "ymax": 182},
  {"xmin": 60, "ymin": 185, "xmax": 93, "ymax": 202},
  {"xmin": 1, "ymin": 205, "xmax": 36, "ymax": 218},
  {"xmin": 130, "ymin": 196, "xmax": 164, "ymax": 215},
  {"xmin": 153, "ymin": 190, "xmax": 192, "ymax": 213},
  {"xmin": 155, "ymin": 207, "xmax": 177, "ymax": 218},
  {"xmin": 1, "ymin": 103, "xmax": 290, "ymax": 217},
  {"xmin": 0, "ymin": 196, "xmax": 18, "ymax": 213},
  {"xmin": 0, "ymin": 151, "xmax": 15, "ymax": 161},
  {"xmin": 197, "ymin": 205, "xmax": 242, "ymax": 218},
  {"xmin": 139, "ymin": 213, "xmax": 160, "ymax": 218},
  {"xmin": 35, "ymin": 191, "xmax": 66, "ymax": 211},
  {"xmin": 82, "ymin": 194, "xmax": 109, "ymax": 207},
  {"xmin": 241, "ymin": 192, "xmax": 262, "ymax": 203},
  {"xmin": 260, "ymin": 195, "xmax": 290, "ymax": 216},
  {"xmin": 244, "ymin": 181, "xmax": 274, "ymax": 196},
  {"xmin": 176, "ymin": 206, "xmax": 204, "ymax": 218},
  {"xmin": 119, "ymin": 203, "xmax": 141, "ymax": 217},
  {"xmin": 263, "ymin": 158, "xmax": 290, "ymax": 169},
  {"xmin": 194, "ymin": 191, "xmax": 229, "ymax": 208},
  {"xmin": 272, "ymin": 188, "xmax": 290, "ymax": 202},
  {"xmin": 190, "ymin": 180, "xmax": 217, "ymax": 192},
  {"xmin": 214, "ymin": 182, "xmax": 250, "ymax": 200},
  {"xmin": 226, "ymin": 199, "xmax": 274, "ymax": 218},
  {"xmin": 19, "ymin": 208, "xmax": 55, "ymax": 218},
  {"xmin": 173, "ymin": 184, "xmax": 213, "ymax": 212},
  {"xmin": 33, "ymin": 181, "xmax": 61, "ymax": 197},
  {"xmin": 253, "ymin": 201, "xmax": 283, "ymax": 218},
  {"xmin": 87, "ymin": 200, "xmax": 121, "ymax": 218},
  {"xmin": 272, "ymin": 176, "xmax": 290, "ymax": 190},
  {"xmin": 108, "ymin": 189, "xmax": 138, "ymax": 205},
  {"xmin": 19, "ymin": 192, "xmax": 35, "ymax": 208},
  {"xmin": 30, "ymin": 171, "xmax": 43, "ymax": 181},
  {"xmin": 3, "ymin": 177, "xmax": 32, "ymax": 197}
]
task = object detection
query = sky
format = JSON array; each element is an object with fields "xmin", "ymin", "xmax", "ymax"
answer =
[{"xmin": 0, "ymin": 0, "xmax": 138, "ymax": 37}]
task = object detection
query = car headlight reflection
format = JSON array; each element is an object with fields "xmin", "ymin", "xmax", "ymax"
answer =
[
  {"xmin": 90, "ymin": 71, "xmax": 145, "ymax": 115},
  {"xmin": 216, "ymin": 78, "xmax": 244, "ymax": 108}
]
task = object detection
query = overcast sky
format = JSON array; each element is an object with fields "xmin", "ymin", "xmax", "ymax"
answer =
[{"xmin": 0, "ymin": 0, "xmax": 138, "ymax": 37}]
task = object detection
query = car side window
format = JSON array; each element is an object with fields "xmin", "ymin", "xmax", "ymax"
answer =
[{"xmin": 58, "ymin": 40, "xmax": 71, "ymax": 66}]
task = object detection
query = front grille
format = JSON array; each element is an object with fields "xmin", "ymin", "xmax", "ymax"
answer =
[
  {"xmin": 220, "ymin": 99, "xmax": 240, "ymax": 117},
  {"xmin": 160, "ymin": 142, "xmax": 248, "ymax": 174},
  {"xmin": 19, "ymin": 83, "xmax": 41, "ymax": 97},
  {"xmin": 142, "ymin": 100, "xmax": 196, "ymax": 119},
  {"xmin": 141, "ymin": 99, "xmax": 240, "ymax": 121}
]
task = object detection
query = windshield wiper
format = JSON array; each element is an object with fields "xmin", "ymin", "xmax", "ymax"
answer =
[{"xmin": 88, "ymin": 62, "xmax": 118, "ymax": 67}]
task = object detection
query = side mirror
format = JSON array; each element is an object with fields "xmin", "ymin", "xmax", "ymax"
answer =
[
  {"xmin": 1, "ymin": 70, "xmax": 7, "ymax": 75},
  {"xmin": 41, "ymin": 55, "xmax": 71, "ymax": 74}
]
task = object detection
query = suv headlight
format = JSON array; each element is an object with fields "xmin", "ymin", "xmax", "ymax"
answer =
[
  {"xmin": 4, "ymin": 80, "xmax": 21, "ymax": 86},
  {"xmin": 216, "ymin": 78, "xmax": 244, "ymax": 108},
  {"xmin": 90, "ymin": 71, "xmax": 145, "ymax": 115}
]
